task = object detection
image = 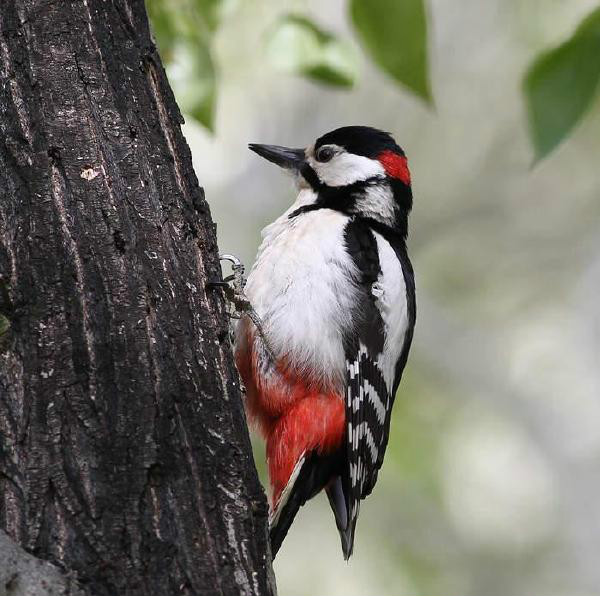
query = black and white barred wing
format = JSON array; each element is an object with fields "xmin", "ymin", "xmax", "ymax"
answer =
[
  {"xmin": 341, "ymin": 223, "xmax": 416, "ymax": 555},
  {"xmin": 339, "ymin": 219, "xmax": 416, "ymax": 557},
  {"xmin": 345, "ymin": 344, "xmax": 390, "ymax": 512}
]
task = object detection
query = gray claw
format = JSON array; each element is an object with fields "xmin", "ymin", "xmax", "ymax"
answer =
[{"xmin": 217, "ymin": 254, "xmax": 275, "ymax": 362}]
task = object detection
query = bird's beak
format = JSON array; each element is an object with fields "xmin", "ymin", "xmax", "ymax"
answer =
[{"xmin": 249, "ymin": 144, "xmax": 305, "ymax": 171}]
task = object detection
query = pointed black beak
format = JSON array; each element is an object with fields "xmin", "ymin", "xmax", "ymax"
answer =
[{"xmin": 249, "ymin": 144, "xmax": 305, "ymax": 171}]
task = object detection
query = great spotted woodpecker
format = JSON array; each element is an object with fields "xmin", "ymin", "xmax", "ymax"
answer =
[{"xmin": 234, "ymin": 126, "xmax": 416, "ymax": 559}]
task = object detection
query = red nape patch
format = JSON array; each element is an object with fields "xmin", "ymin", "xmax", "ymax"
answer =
[{"xmin": 378, "ymin": 150, "xmax": 411, "ymax": 185}]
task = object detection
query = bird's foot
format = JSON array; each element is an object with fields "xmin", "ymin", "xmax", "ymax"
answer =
[{"xmin": 207, "ymin": 254, "xmax": 275, "ymax": 361}]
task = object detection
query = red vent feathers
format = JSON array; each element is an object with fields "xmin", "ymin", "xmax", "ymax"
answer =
[{"xmin": 378, "ymin": 150, "xmax": 411, "ymax": 185}]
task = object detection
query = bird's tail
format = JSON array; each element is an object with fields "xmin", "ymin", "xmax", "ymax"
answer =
[
  {"xmin": 269, "ymin": 454, "xmax": 307, "ymax": 558},
  {"xmin": 269, "ymin": 451, "xmax": 343, "ymax": 558},
  {"xmin": 325, "ymin": 475, "xmax": 358, "ymax": 559}
]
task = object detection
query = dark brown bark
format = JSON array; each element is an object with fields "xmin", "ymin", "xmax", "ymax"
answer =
[{"xmin": 0, "ymin": 2, "xmax": 275, "ymax": 595}]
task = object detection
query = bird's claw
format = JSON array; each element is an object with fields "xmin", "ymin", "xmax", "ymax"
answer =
[{"xmin": 208, "ymin": 254, "xmax": 276, "ymax": 362}]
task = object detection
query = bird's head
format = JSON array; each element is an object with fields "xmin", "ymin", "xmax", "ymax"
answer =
[{"xmin": 249, "ymin": 126, "xmax": 412, "ymax": 235}]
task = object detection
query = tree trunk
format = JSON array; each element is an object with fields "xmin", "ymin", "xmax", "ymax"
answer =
[{"xmin": 0, "ymin": 2, "xmax": 275, "ymax": 595}]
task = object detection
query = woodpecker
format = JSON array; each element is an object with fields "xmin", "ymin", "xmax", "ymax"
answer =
[{"xmin": 234, "ymin": 126, "xmax": 416, "ymax": 559}]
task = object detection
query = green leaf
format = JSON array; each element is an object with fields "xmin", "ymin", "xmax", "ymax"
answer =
[
  {"xmin": 266, "ymin": 15, "xmax": 358, "ymax": 88},
  {"xmin": 524, "ymin": 7, "xmax": 600, "ymax": 161},
  {"xmin": 167, "ymin": 39, "xmax": 216, "ymax": 131},
  {"xmin": 350, "ymin": 0, "xmax": 430, "ymax": 101}
]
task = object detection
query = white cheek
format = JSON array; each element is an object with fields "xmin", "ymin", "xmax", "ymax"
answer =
[{"xmin": 309, "ymin": 153, "xmax": 385, "ymax": 187}]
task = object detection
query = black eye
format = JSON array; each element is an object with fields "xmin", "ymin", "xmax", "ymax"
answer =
[{"xmin": 316, "ymin": 146, "xmax": 335, "ymax": 163}]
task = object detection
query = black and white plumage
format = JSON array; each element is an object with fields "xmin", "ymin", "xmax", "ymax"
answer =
[
  {"xmin": 236, "ymin": 126, "xmax": 416, "ymax": 560},
  {"xmin": 340, "ymin": 217, "xmax": 416, "ymax": 555}
]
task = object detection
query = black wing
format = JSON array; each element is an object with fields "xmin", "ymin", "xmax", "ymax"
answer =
[
  {"xmin": 338, "ymin": 218, "xmax": 415, "ymax": 557},
  {"xmin": 339, "ymin": 219, "xmax": 386, "ymax": 556}
]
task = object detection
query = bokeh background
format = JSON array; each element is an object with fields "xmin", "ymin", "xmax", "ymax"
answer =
[{"xmin": 155, "ymin": 0, "xmax": 600, "ymax": 594}]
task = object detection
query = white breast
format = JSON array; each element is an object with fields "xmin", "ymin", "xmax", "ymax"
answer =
[{"xmin": 244, "ymin": 189, "xmax": 358, "ymax": 387}]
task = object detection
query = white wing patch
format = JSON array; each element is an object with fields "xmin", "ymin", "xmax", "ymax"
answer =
[{"xmin": 372, "ymin": 233, "xmax": 409, "ymax": 392}]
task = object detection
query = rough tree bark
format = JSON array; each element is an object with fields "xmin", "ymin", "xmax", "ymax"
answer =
[{"xmin": 0, "ymin": 1, "xmax": 275, "ymax": 595}]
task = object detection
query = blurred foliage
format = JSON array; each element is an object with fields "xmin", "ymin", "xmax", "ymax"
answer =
[
  {"xmin": 265, "ymin": 14, "xmax": 358, "ymax": 88},
  {"xmin": 524, "ymin": 6, "xmax": 600, "ymax": 160},
  {"xmin": 146, "ymin": 0, "xmax": 600, "ymax": 160},
  {"xmin": 169, "ymin": 0, "xmax": 600, "ymax": 593},
  {"xmin": 386, "ymin": 366, "xmax": 449, "ymax": 500},
  {"xmin": 146, "ymin": 0, "xmax": 222, "ymax": 130},
  {"xmin": 350, "ymin": 0, "xmax": 430, "ymax": 101},
  {"xmin": 145, "ymin": 0, "xmax": 432, "ymax": 129}
]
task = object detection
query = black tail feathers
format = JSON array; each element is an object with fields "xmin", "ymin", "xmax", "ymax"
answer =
[
  {"xmin": 269, "ymin": 451, "xmax": 342, "ymax": 558},
  {"xmin": 325, "ymin": 475, "xmax": 358, "ymax": 559}
]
